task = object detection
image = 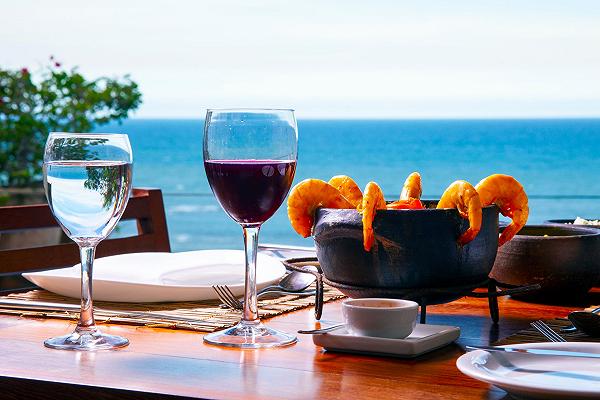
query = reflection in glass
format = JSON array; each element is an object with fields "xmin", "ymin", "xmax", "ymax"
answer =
[{"xmin": 43, "ymin": 132, "xmax": 133, "ymax": 351}]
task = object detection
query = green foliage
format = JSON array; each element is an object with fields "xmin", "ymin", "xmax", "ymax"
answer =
[
  {"xmin": 0, "ymin": 58, "xmax": 142, "ymax": 187},
  {"xmin": 84, "ymin": 163, "xmax": 131, "ymax": 209}
]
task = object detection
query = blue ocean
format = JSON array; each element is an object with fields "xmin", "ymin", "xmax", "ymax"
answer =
[{"xmin": 99, "ymin": 119, "xmax": 600, "ymax": 252}]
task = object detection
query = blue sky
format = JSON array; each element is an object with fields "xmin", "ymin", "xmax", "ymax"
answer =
[{"xmin": 3, "ymin": 1, "xmax": 600, "ymax": 119}]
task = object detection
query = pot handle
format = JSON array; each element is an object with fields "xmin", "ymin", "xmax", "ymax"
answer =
[{"xmin": 282, "ymin": 257, "xmax": 324, "ymax": 320}]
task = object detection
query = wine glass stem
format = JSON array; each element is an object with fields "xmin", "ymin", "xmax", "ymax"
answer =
[
  {"xmin": 241, "ymin": 225, "xmax": 261, "ymax": 324},
  {"xmin": 77, "ymin": 245, "xmax": 97, "ymax": 331}
]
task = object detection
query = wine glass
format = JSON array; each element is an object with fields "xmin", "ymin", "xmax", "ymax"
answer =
[
  {"xmin": 203, "ymin": 109, "xmax": 298, "ymax": 348},
  {"xmin": 43, "ymin": 132, "xmax": 133, "ymax": 350}
]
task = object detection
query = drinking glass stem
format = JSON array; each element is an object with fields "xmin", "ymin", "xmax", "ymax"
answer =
[
  {"xmin": 241, "ymin": 225, "xmax": 260, "ymax": 324},
  {"xmin": 77, "ymin": 245, "xmax": 97, "ymax": 332}
]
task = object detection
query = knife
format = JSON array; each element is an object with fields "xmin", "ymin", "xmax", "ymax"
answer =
[
  {"xmin": 467, "ymin": 345, "xmax": 600, "ymax": 359},
  {"xmin": 258, "ymin": 243, "xmax": 316, "ymax": 252},
  {"xmin": 258, "ymin": 243, "xmax": 316, "ymax": 260},
  {"xmin": 0, "ymin": 299, "xmax": 205, "ymax": 325}
]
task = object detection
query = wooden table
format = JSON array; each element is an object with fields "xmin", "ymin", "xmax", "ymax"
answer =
[{"xmin": 0, "ymin": 292, "xmax": 597, "ymax": 400}]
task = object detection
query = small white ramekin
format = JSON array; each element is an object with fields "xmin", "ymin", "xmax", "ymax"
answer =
[{"xmin": 342, "ymin": 298, "xmax": 419, "ymax": 339}]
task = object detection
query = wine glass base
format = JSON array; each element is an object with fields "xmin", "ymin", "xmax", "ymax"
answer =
[
  {"xmin": 203, "ymin": 321, "xmax": 297, "ymax": 348},
  {"xmin": 44, "ymin": 329, "xmax": 129, "ymax": 351}
]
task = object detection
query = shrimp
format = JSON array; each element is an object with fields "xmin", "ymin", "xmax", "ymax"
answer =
[
  {"xmin": 387, "ymin": 198, "xmax": 425, "ymax": 210},
  {"xmin": 475, "ymin": 174, "xmax": 529, "ymax": 246},
  {"xmin": 400, "ymin": 172, "xmax": 422, "ymax": 200},
  {"xmin": 437, "ymin": 180, "xmax": 482, "ymax": 245},
  {"xmin": 358, "ymin": 181, "xmax": 387, "ymax": 251},
  {"xmin": 328, "ymin": 175, "xmax": 363, "ymax": 208},
  {"xmin": 287, "ymin": 179, "xmax": 353, "ymax": 238},
  {"xmin": 387, "ymin": 171, "xmax": 425, "ymax": 210}
]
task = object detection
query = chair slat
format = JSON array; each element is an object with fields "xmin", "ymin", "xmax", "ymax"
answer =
[{"xmin": 0, "ymin": 188, "xmax": 171, "ymax": 290}]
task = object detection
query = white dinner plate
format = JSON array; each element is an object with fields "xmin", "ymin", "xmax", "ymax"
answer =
[
  {"xmin": 456, "ymin": 342, "xmax": 600, "ymax": 399},
  {"xmin": 23, "ymin": 250, "xmax": 286, "ymax": 303}
]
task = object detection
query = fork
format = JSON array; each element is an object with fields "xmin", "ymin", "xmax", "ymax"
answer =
[
  {"xmin": 213, "ymin": 285, "xmax": 241, "ymax": 309},
  {"xmin": 212, "ymin": 285, "xmax": 316, "ymax": 310},
  {"xmin": 530, "ymin": 320, "xmax": 567, "ymax": 342}
]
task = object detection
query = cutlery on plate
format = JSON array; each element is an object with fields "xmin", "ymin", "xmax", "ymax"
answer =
[
  {"xmin": 530, "ymin": 320, "xmax": 566, "ymax": 342},
  {"xmin": 466, "ymin": 345, "xmax": 600, "ymax": 359},
  {"xmin": 0, "ymin": 299, "xmax": 204, "ymax": 324},
  {"xmin": 258, "ymin": 243, "xmax": 316, "ymax": 259},
  {"xmin": 214, "ymin": 269, "xmax": 317, "ymax": 309},
  {"xmin": 265, "ymin": 268, "xmax": 317, "ymax": 293},
  {"xmin": 297, "ymin": 323, "xmax": 346, "ymax": 334},
  {"xmin": 214, "ymin": 285, "xmax": 316, "ymax": 310},
  {"xmin": 561, "ymin": 307, "xmax": 600, "ymax": 333}
]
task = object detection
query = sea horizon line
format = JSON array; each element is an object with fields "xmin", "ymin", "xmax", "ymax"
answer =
[{"xmin": 125, "ymin": 116, "xmax": 600, "ymax": 122}]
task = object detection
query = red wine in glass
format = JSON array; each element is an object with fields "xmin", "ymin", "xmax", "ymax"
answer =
[
  {"xmin": 203, "ymin": 108, "xmax": 298, "ymax": 349},
  {"xmin": 204, "ymin": 159, "xmax": 296, "ymax": 224}
]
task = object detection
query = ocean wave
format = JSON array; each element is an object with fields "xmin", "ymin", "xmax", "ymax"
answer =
[
  {"xmin": 168, "ymin": 204, "xmax": 219, "ymax": 214},
  {"xmin": 174, "ymin": 234, "xmax": 191, "ymax": 243}
]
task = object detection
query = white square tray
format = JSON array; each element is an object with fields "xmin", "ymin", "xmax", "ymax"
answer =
[{"xmin": 312, "ymin": 323, "xmax": 460, "ymax": 358}]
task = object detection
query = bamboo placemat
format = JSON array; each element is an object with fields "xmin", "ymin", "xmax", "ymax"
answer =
[
  {"xmin": 495, "ymin": 305, "xmax": 600, "ymax": 345},
  {"xmin": 0, "ymin": 285, "xmax": 345, "ymax": 332}
]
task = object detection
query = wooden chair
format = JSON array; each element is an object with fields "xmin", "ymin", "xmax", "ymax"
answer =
[{"xmin": 0, "ymin": 188, "xmax": 170, "ymax": 293}]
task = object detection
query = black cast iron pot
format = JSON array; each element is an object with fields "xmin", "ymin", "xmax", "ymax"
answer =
[
  {"xmin": 543, "ymin": 220, "xmax": 600, "ymax": 287},
  {"xmin": 490, "ymin": 225, "xmax": 600, "ymax": 300},
  {"xmin": 544, "ymin": 219, "xmax": 600, "ymax": 227},
  {"xmin": 313, "ymin": 202, "xmax": 500, "ymax": 303}
]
